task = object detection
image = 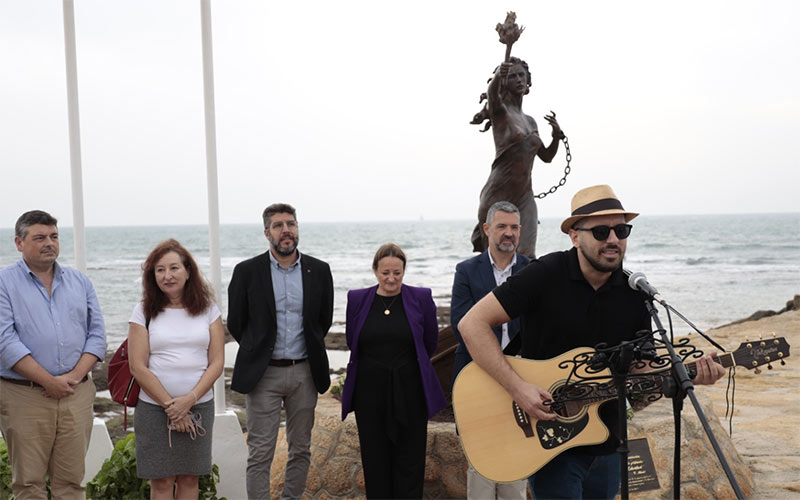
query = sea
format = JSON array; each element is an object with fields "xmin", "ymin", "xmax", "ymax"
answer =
[{"xmin": 1, "ymin": 213, "xmax": 798, "ymax": 351}]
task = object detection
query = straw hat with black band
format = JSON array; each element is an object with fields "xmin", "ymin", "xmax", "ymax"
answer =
[{"xmin": 560, "ymin": 184, "xmax": 639, "ymax": 234}]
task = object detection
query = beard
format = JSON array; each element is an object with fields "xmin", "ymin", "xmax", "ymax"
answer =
[
  {"xmin": 579, "ymin": 243, "xmax": 624, "ymax": 273},
  {"xmin": 269, "ymin": 234, "xmax": 299, "ymax": 256},
  {"xmin": 493, "ymin": 237, "xmax": 517, "ymax": 254}
]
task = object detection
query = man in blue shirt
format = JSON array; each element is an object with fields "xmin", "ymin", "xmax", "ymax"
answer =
[{"xmin": 0, "ymin": 210, "xmax": 107, "ymax": 499}]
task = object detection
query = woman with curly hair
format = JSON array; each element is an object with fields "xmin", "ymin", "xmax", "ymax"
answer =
[
  {"xmin": 470, "ymin": 57, "xmax": 563, "ymax": 259},
  {"xmin": 127, "ymin": 239, "xmax": 224, "ymax": 499}
]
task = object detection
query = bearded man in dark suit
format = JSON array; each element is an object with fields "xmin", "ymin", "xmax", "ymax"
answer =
[
  {"xmin": 228, "ymin": 203, "xmax": 333, "ymax": 500},
  {"xmin": 451, "ymin": 200, "xmax": 530, "ymax": 499}
]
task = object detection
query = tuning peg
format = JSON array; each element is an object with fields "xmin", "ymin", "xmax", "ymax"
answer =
[
  {"xmin": 754, "ymin": 367, "xmax": 762, "ymax": 374},
  {"xmin": 781, "ymin": 360, "xmax": 786, "ymax": 366},
  {"xmin": 767, "ymin": 363, "xmax": 773, "ymax": 370}
]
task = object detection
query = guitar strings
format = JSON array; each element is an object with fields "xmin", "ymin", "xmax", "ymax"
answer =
[{"xmin": 724, "ymin": 366, "xmax": 736, "ymax": 436}]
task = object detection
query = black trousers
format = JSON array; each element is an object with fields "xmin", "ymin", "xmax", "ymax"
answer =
[{"xmin": 353, "ymin": 358, "xmax": 428, "ymax": 499}]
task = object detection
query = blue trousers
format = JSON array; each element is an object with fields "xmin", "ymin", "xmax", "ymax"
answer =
[{"xmin": 528, "ymin": 451, "xmax": 620, "ymax": 499}]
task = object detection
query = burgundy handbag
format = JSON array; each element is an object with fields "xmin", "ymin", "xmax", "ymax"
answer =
[{"xmin": 107, "ymin": 317, "xmax": 148, "ymax": 429}]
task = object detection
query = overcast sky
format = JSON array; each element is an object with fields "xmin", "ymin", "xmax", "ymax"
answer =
[{"xmin": 1, "ymin": 0, "xmax": 798, "ymax": 227}]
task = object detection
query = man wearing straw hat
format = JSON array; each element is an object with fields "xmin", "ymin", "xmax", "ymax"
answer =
[{"xmin": 459, "ymin": 185, "xmax": 725, "ymax": 499}]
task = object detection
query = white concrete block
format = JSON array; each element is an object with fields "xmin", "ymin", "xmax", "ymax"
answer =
[
  {"xmin": 212, "ymin": 410, "xmax": 247, "ymax": 500},
  {"xmin": 83, "ymin": 417, "xmax": 113, "ymax": 486}
]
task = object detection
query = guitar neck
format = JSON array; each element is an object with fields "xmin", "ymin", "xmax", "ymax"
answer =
[
  {"xmin": 685, "ymin": 352, "xmax": 734, "ymax": 371},
  {"xmin": 551, "ymin": 338, "xmax": 791, "ymax": 407},
  {"xmin": 554, "ymin": 354, "xmax": 732, "ymax": 406}
]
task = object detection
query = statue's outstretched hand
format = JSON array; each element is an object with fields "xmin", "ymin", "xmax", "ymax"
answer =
[{"xmin": 545, "ymin": 111, "xmax": 564, "ymax": 140}]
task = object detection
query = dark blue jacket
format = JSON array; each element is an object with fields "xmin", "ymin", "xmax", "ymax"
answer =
[{"xmin": 450, "ymin": 250, "xmax": 530, "ymax": 388}]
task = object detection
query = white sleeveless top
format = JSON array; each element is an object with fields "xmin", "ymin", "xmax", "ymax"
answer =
[{"xmin": 129, "ymin": 302, "xmax": 221, "ymax": 405}]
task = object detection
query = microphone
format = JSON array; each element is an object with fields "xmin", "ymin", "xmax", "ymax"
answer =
[{"xmin": 623, "ymin": 269, "xmax": 661, "ymax": 301}]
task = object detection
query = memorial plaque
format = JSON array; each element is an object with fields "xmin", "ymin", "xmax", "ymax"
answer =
[{"xmin": 627, "ymin": 438, "xmax": 661, "ymax": 493}]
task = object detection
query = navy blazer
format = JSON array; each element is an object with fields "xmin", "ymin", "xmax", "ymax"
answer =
[
  {"xmin": 227, "ymin": 251, "xmax": 334, "ymax": 394},
  {"xmin": 450, "ymin": 250, "xmax": 530, "ymax": 386},
  {"xmin": 340, "ymin": 284, "xmax": 447, "ymax": 420}
]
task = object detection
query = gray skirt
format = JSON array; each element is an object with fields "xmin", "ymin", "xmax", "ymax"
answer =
[{"xmin": 134, "ymin": 399, "xmax": 214, "ymax": 479}]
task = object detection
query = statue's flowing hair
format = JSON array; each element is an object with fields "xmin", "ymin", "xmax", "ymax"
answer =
[{"xmin": 470, "ymin": 57, "xmax": 532, "ymax": 132}]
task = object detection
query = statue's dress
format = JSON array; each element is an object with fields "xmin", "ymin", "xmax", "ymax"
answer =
[{"xmin": 471, "ymin": 129, "xmax": 543, "ymax": 259}]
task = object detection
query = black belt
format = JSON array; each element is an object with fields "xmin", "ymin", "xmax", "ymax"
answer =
[
  {"xmin": 268, "ymin": 358, "xmax": 307, "ymax": 367},
  {"xmin": 1, "ymin": 375, "xmax": 89, "ymax": 388}
]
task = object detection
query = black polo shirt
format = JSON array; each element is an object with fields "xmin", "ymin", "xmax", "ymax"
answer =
[{"xmin": 493, "ymin": 247, "xmax": 651, "ymax": 455}]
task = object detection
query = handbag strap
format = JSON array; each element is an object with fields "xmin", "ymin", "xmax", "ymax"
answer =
[{"xmin": 123, "ymin": 314, "xmax": 150, "ymax": 430}]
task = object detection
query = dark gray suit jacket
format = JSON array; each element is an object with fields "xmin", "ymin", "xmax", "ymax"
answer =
[{"xmin": 227, "ymin": 251, "xmax": 334, "ymax": 394}]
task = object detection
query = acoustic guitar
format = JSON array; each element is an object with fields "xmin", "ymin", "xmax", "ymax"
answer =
[{"xmin": 452, "ymin": 337, "xmax": 791, "ymax": 482}]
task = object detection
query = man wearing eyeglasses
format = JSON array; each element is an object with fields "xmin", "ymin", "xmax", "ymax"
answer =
[
  {"xmin": 459, "ymin": 185, "xmax": 725, "ymax": 499},
  {"xmin": 228, "ymin": 203, "xmax": 334, "ymax": 500}
]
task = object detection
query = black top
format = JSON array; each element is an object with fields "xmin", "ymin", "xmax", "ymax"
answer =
[
  {"xmin": 493, "ymin": 247, "xmax": 651, "ymax": 454},
  {"xmin": 354, "ymin": 292, "xmax": 426, "ymax": 443},
  {"xmin": 358, "ymin": 293, "xmax": 416, "ymax": 362}
]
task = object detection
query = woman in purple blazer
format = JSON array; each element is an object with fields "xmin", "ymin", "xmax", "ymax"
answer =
[{"xmin": 340, "ymin": 243, "xmax": 447, "ymax": 499}]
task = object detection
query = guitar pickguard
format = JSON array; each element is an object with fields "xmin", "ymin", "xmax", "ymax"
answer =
[{"xmin": 535, "ymin": 414, "xmax": 589, "ymax": 449}]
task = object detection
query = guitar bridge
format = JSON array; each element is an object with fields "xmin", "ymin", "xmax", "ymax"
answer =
[{"xmin": 511, "ymin": 401, "xmax": 534, "ymax": 437}]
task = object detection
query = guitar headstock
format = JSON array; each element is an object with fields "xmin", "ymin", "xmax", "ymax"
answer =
[{"xmin": 733, "ymin": 335, "xmax": 791, "ymax": 374}]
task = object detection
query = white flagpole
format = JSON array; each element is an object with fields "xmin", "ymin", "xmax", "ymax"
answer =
[
  {"xmin": 63, "ymin": 1, "xmax": 116, "ymax": 484},
  {"xmin": 200, "ymin": 4, "xmax": 247, "ymax": 497},
  {"xmin": 199, "ymin": 0, "xmax": 226, "ymax": 415},
  {"xmin": 62, "ymin": 0, "xmax": 86, "ymax": 273}
]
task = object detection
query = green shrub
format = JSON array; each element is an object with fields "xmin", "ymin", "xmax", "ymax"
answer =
[
  {"xmin": 85, "ymin": 434, "xmax": 224, "ymax": 500},
  {"xmin": 1, "ymin": 438, "xmax": 12, "ymax": 500},
  {"xmin": 329, "ymin": 373, "xmax": 346, "ymax": 401}
]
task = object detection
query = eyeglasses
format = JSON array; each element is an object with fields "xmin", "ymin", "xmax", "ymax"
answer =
[
  {"xmin": 574, "ymin": 223, "xmax": 632, "ymax": 241},
  {"xmin": 269, "ymin": 221, "xmax": 297, "ymax": 231}
]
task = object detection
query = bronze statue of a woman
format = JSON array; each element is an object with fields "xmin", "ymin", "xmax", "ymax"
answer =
[{"xmin": 470, "ymin": 57, "xmax": 562, "ymax": 259}]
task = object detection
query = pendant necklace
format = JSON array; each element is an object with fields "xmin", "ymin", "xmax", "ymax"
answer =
[{"xmin": 379, "ymin": 294, "xmax": 398, "ymax": 315}]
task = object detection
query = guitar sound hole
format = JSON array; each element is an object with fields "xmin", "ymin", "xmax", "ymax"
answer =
[
  {"xmin": 551, "ymin": 400, "xmax": 583, "ymax": 418},
  {"xmin": 550, "ymin": 385, "xmax": 588, "ymax": 419}
]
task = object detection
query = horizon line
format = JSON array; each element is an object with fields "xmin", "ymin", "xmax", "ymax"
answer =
[{"xmin": 0, "ymin": 210, "xmax": 797, "ymax": 231}]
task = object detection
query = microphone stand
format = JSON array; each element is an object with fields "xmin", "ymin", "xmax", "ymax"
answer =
[
  {"xmin": 612, "ymin": 341, "xmax": 635, "ymax": 499},
  {"xmin": 643, "ymin": 297, "xmax": 745, "ymax": 500},
  {"xmin": 594, "ymin": 335, "xmax": 661, "ymax": 500}
]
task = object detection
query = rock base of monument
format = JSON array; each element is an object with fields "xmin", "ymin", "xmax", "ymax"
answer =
[{"xmin": 628, "ymin": 397, "xmax": 755, "ymax": 499}]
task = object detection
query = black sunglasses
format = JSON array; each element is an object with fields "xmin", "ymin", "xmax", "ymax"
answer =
[{"xmin": 574, "ymin": 223, "xmax": 633, "ymax": 241}]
